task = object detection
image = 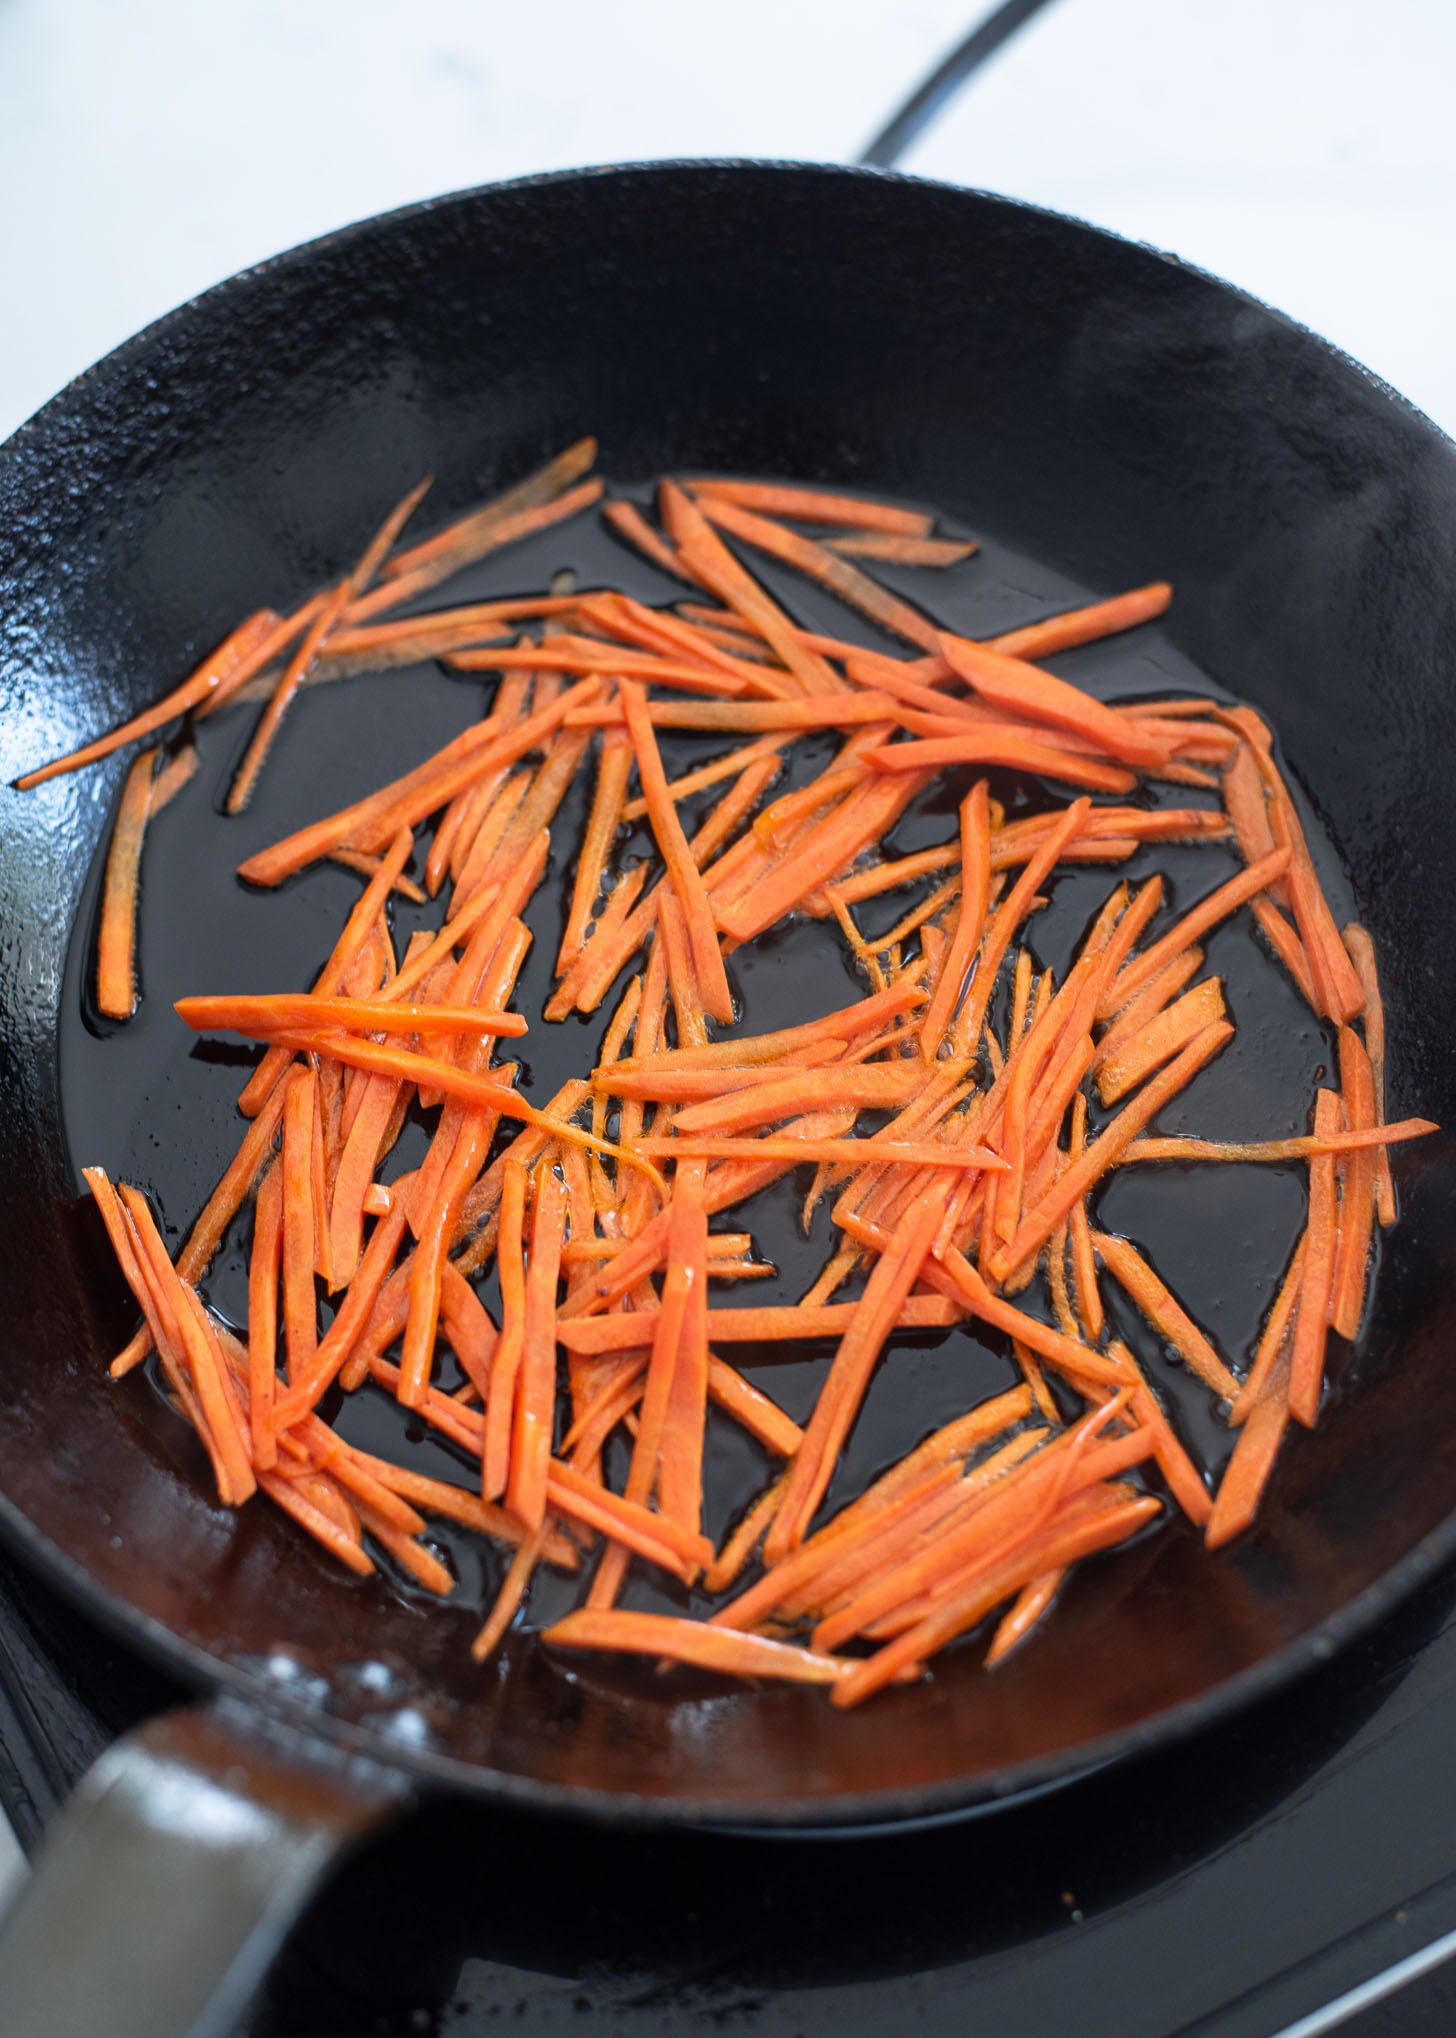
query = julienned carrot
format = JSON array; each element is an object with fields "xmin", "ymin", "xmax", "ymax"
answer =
[
  {"xmin": 990, "ymin": 1022, "xmax": 1235, "ymax": 1283},
  {"xmin": 602, "ymin": 498, "xmax": 692, "ymax": 581},
  {"xmin": 508, "ymin": 1169, "xmax": 568, "ymax": 1531},
  {"xmin": 1095, "ymin": 978, "xmax": 1227, "ymax": 1107},
  {"xmin": 619, "ymin": 678, "xmax": 734, "ymax": 1022},
  {"xmin": 1290, "ymin": 1089, "xmax": 1342, "ymax": 1426},
  {"xmin": 1344, "ymin": 924, "xmax": 1394, "ymax": 1227},
  {"xmin": 227, "ymin": 476, "xmax": 434, "ymax": 813},
  {"xmin": 767, "ymin": 1181, "xmax": 953, "ymax": 1561},
  {"xmin": 827, "ymin": 532, "xmax": 979, "ymax": 567},
  {"xmin": 95, "ymin": 747, "xmax": 160, "ymax": 1020},
  {"xmin": 684, "ymin": 480, "xmax": 934, "ymax": 537},
  {"xmin": 482, "ymin": 1160, "xmax": 527, "ymax": 1502},
  {"xmin": 349, "ymin": 477, "xmax": 605, "ymax": 623},
  {"xmin": 919, "ymin": 780, "xmax": 990, "ymax": 1061},
  {"xmin": 556, "ymin": 1293, "xmax": 960, "ymax": 1355},
  {"xmin": 864, "ymin": 734, "xmax": 1137, "ymax": 795},
  {"xmin": 1119, "ymin": 1121, "xmax": 1436, "ymax": 1165},
  {"xmin": 1092, "ymin": 1232, "xmax": 1239, "ymax": 1399},
  {"xmin": 641, "ymin": 1136, "xmax": 1008, "ymax": 1171},
  {"xmin": 548, "ymin": 1609, "xmax": 845, "ymax": 1683},
  {"xmin": 16, "ymin": 607, "xmax": 283, "ymax": 790},
  {"xmin": 936, "ymin": 634, "xmax": 1172, "ymax": 770},
  {"xmin": 694, "ymin": 492, "xmax": 944, "ymax": 653},
  {"xmin": 1098, "ymin": 850, "xmax": 1291, "ymax": 1018},
  {"xmin": 77, "ymin": 458, "xmax": 1429, "ymax": 1704},
  {"xmin": 985, "ymin": 582, "xmax": 1172, "ymax": 662},
  {"xmin": 175, "ymin": 995, "xmax": 528, "ymax": 1040}
]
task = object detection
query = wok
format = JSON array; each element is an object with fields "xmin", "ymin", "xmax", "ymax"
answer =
[{"xmin": 0, "ymin": 161, "xmax": 1454, "ymax": 2036}]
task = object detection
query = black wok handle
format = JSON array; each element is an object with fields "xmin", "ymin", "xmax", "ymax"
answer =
[
  {"xmin": 859, "ymin": 0, "xmax": 1062, "ymax": 168},
  {"xmin": 0, "ymin": 1701, "xmax": 408, "ymax": 2038}
]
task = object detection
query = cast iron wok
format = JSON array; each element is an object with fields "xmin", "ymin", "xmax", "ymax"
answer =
[{"xmin": 1, "ymin": 160, "xmax": 1455, "ymax": 2030}]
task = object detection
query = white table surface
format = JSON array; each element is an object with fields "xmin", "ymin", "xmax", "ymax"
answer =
[{"xmin": 0, "ymin": 0, "xmax": 1453, "ymax": 1925}]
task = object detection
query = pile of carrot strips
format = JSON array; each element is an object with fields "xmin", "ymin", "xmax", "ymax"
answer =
[{"xmin": 22, "ymin": 446, "xmax": 1434, "ymax": 1701}]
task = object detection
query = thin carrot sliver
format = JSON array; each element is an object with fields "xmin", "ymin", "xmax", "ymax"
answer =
[
  {"xmin": 95, "ymin": 747, "xmax": 159, "ymax": 1020},
  {"xmin": 507, "ymin": 1168, "xmax": 568, "ymax": 1531},
  {"xmin": 1289, "ymin": 1089, "xmax": 1342, "ymax": 1426}
]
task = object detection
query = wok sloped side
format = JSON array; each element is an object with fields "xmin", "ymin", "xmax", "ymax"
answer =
[{"xmin": 2, "ymin": 163, "xmax": 1456, "ymax": 1823}]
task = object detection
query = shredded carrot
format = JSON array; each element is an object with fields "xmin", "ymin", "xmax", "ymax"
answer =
[{"xmin": 65, "ymin": 454, "xmax": 1432, "ymax": 1704}]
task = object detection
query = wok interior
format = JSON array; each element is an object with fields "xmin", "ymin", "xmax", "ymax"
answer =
[{"xmin": 1, "ymin": 164, "xmax": 1455, "ymax": 1819}]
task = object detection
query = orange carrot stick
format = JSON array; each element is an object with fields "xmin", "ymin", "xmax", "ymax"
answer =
[
  {"xmin": 507, "ymin": 1169, "xmax": 567, "ymax": 1531},
  {"xmin": 547, "ymin": 1609, "xmax": 845, "ymax": 1684},
  {"xmin": 602, "ymin": 498, "xmax": 693, "ymax": 580},
  {"xmin": 694, "ymin": 493, "xmax": 943, "ymax": 652},
  {"xmin": 985, "ymin": 583, "xmax": 1172, "ymax": 661},
  {"xmin": 1097, "ymin": 849, "xmax": 1290, "ymax": 1018},
  {"xmin": 1119, "ymin": 1121, "xmax": 1435, "ymax": 1166},
  {"xmin": 227, "ymin": 477, "xmax": 432, "ymax": 812},
  {"xmin": 1229, "ymin": 1232, "xmax": 1306, "ymax": 1425},
  {"xmin": 95, "ymin": 747, "xmax": 159, "ymax": 1020},
  {"xmin": 1207, "ymin": 1357, "xmax": 1291, "ymax": 1549},
  {"xmin": 990, "ymin": 1021, "xmax": 1235, "ymax": 1283},
  {"xmin": 1344, "ymin": 924, "xmax": 1394, "ymax": 1226},
  {"xmin": 1330, "ymin": 1026, "xmax": 1377, "ymax": 1340},
  {"xmin": 684, "ymin": 480, "xmax": 933, "ymax": 536},
  {"xmin": 482, "ymin": 1161, "xmax": 527, "ymax": 1501},
  {"xmin": 1092, "ymin": 1231, "xmax": 1240, "ymax": 1399},
  {"xmin": 1289, "ymin": 1089, "xmax": 1342, "ymax": 1426},
  {"xmin": 558, "ymin": 731, "xmax": 632, "ymax": 974},
  {"xmin": 863, "ymin": 734, "xmax": 1137, "ymax": 795},
  {"xmin": 827, "ymin": 532, "xmax": 978, "ymax": 566},
  {"xmin": 985, "ymin": 1569, "xmax": 1065, "ymax": 1665},
  {"xmin": 349, "ymin": 476, "xmax": 604, "ymax": 621},
  {"xmin": 472, "ymin": 1521, "xmax": 551, "ymax": 1661},
  {"xmin": 247, "ymin": 1163, "xmax": 283, "ymax": 1470},
  {"xmin": 767, "ymin": 1180, "xmax": 952, "ymax": 1561},
  {"xmin": 1095, "ymin": 978, "xmax": 1227, "ymax": 1106},
  {"xmin": 618, "ymin": 678, "xmax": 734, "ymax": 1023},
  {"xmin": 176, "ymin": 994, "xmax": 527, "ymax": 1041},
  {"xmin": 16, "ymin": 608, "xmax": 283, "ymax": 789},
  {"xmin": 280, "ymin": 1067, "xmax": 319, "ymax": 1379},
  {"xmin": 936, "ymin": 634, "xmax": 1172, "ymax": 769},
  {"xmin": 920, "ymin": 779, "xmax": 990, "ymax": 1060}
]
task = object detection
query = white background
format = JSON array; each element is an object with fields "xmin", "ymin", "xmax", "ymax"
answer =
[{"xmin": 1, "ymin": 0, "xmax": 1454, "ymax": 1899}]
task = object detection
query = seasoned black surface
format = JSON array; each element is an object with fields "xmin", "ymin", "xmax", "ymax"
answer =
[{"xmin": 2, "ymin": 165, "xmax": 1456, "ymax": 1827}]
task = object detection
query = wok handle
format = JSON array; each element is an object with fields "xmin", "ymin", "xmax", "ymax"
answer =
[{"xmin": 0, "ymin": 1700, "xmax": 408, "ymax": 2038}]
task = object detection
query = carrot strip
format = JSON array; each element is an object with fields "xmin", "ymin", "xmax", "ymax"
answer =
[
  {"xmin": 1229, "ymin": 1232, "xmax": 1306, "ymax": 1425},
  {"xmin": 602, "ymin": 498, "xmax": 693, "ymax": 580},
  {"xmin": 95, "ymin": 747, "xmax": 159, "ymax": 1019},
  {"xmin": 1330, "ymin": 1026, "xmax": 1377, "ymax": 1339},
  {"xmin": 767, "ymin": 1180, "xmax": 952, "ymax": 1561},
  {"xmin": 618, "ymin": 678, "xmax": 734, "ymax": 1022},
  {"xmin": 349, "ymin": 477, "xmax": 604, "ymax": 621},
  {"xmin": 644, "ymin": 1136, "xmax": 1006, "ymax": 1171},
  {"xmin": 1344, "ymin": 924, "xmax": 1394, "ymax": 1226},
  {"xmin": 472, "ymin": 1521, "xmax": 551, "ymax": 1661},
  {"xmin": 704, "ymin": 1474, "xmax": 792, "ymax": 1593},
  {"xmin": 661, "ymin": 482, "xmax": 840, "ymax": 694},
  {"xmin": 176, "ymin": 994, "xmax": 527, "ymax": 1041},
  {"xmin": 370, "ymin": 441, "xmax": 597, "ymax": 593},
  {"xmin": 237, "ymin": 825, "xmax": 414, "ymax": 1118},
  {"xmin": 658, "ymin": 1166, "xmax": 710, "ymax": 1532},
  {"xmin": 919, "ymin": 780, "xmax": 991, "ymax": 1060},
  {"xmin": 545, "ymin": 1461, "xmax": 710, "ymax": 1580},
  {"xmin": 685, "ymin": 480, "xmax": 933, "ymax": 536},
  {"xmin": 482, "ymin": 1160, "xmax": 528, "ymax": 1502},
  {"xmin": 279, "ymin": 1067, "xmax": 319, "ymax": 1379},
  {"xmin": 558, "ymin": 732, "xmax": 632, "ymax": 973},
  {"xmin": 1290, "ymin": 1089, "xmax": 1342, "ymax": 1426},
  {"xmin": 259, "ymin": 1473, "xmax": 374, "ymax": 1576},
  {"xmin": 16, "ymin": 608, "xmax": 283, "ymax": 789},
  {"xmin": 985, "ymin": 583, "xmax": 1172, "ymax": 661},
  {"xmin": 1120, "ymin": 1121, "xmax": 1435, "ymax": 1166},
  {"xmin": 1097, "ymin": 850, "xmax": 1291, "ymax": 1018},
  {"xmin": 247, "ymin": 1163, "xmax": 283, "ymax": 1470},
  {"xmin": 237, "ymin": 676, "xmax": 598, "ymax": 886},
  {"xmin": 548, "ymin": 1609, "xmax": 844, "ymax": 1684},
  {"xmin": 985, "ymin": 1570, "xmax": 1065, "ymax": 1665},
  {"xmin": 864, "ymin": 734, "xmax": 1137, "ymax": 795},
  {"xmin": 507, "ymin": 1169, "xmax": 568, "ymax": 1531},
  {"xmin": 1207, "ymin": 1357, "xmax": 1291, "ymax": 1549},
  {"xmin": 937, "ymin": 634, "xmax": 1172, "ymax": 769},
  {"xmin": 832, "ymin": 1494, "xmax": 1160, "ymax": 1708},
  {"xmin": 557, "ymin": 1293, "xmax": 959, "ymax": 1355},
  {"xmin": 827, "ymin": 533, "xmax": 978, "ymax": 566},
  {"xmin": 694, "ymin": 493, "xmax": 943, "ymax": 652},
  {"xmin": 1092, "ymin": 1232, "xmax": 1239, "ymax": 1400},
  {"xmin": 1095, "ymin": 978, "xmax": 1227, "ymax": 1107},
  {"xmin": 990, "ymin": 1022, "xmax": 1235, "ymax": 1284}
]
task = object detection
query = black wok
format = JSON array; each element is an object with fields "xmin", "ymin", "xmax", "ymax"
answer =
[{"xmin": 1, "ymin": 162, "xmax": 1454, "ymax": 2034}]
